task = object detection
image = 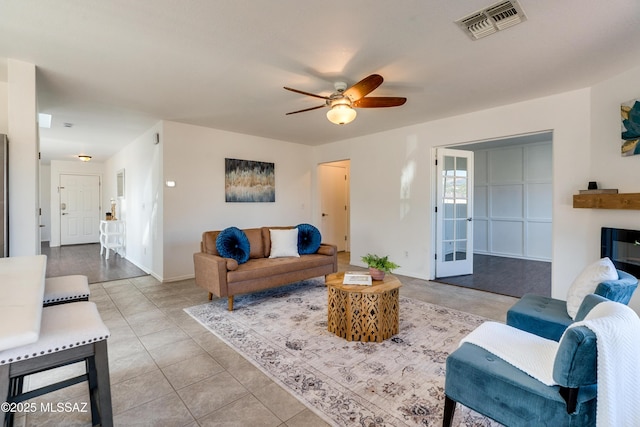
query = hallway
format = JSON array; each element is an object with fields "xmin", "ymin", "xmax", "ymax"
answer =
[{"xmin": 41, "ymin": 242, "xmax": 148, "ymax": 283}]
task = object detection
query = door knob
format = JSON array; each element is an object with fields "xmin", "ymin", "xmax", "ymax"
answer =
[
  {"xmin": 322, "ymin": 213, "xmax": 328, "ymax": 217},
  {"xmin": 62, "ymin": 213, "xmax": 68, "ymax": 215}
]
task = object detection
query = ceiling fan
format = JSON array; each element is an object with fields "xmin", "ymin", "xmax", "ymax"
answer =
[{"xmin": 284, "ymin": 74, "xmax": 406, "ymax": 125}]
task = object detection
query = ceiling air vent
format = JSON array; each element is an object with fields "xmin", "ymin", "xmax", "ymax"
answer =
[{"xmin": 456, "ymin": 0, "xmax": 527, "ymax": 40}]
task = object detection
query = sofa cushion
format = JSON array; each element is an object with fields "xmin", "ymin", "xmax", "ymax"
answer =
[
  {"xmin": 566, "ymin": 257, "xmax": 617, "ymax": 319},
  {"xmin": 296, "ymin": 223, "xmax": 322, "ymax": 254},
  {"xmin": 202, "ymin": 231, "xmax": 221, "ymax": 255},
  {"xmin": 228, "ymin": 254, "xmax": 331, "ymax": 283},
  {"xmin": 269, "ymin": 228, "xmax": 300, "ymax": 258},
  {"xmin": 244, "ymin": 228, "xmax": 265, "ymax": 259},
  {"xmin": 216, "ymin": 227, "xmax": 250, "ymax": 264}
]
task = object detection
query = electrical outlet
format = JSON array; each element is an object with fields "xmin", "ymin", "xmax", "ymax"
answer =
[{"xmin": 404, "ymin": 251, "xmax": 409, "ymax": 258}]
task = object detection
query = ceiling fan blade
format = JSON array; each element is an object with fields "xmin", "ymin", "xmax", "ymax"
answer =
[
  {"xmin": 285, "ymin": 104, "xmax": 326, "ymax": 115},
  {"xmin": 344, "ymin": 74, "xmax": 384, "ymax": 101},
  {"xmin": 283, "ymin": 87, "xmax": 330, "ymax": 100},
  {"xmin": 353, "ymin": 97, "xmax": 407, "ymax": 108}
]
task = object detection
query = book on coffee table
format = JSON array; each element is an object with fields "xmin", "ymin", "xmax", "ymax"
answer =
[{"xmin": 343, "ymin": 271, "xmax": 372, "ymax": 286}]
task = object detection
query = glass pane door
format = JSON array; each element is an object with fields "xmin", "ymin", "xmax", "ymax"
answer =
[{"xmin": 436, "ymin": 149, "xmax": 474, "ymax": 277}]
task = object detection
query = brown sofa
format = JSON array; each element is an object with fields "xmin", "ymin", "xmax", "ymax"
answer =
[{"xmin": 193, "ymin": 226, "xmax": 338, "ymax": 310}]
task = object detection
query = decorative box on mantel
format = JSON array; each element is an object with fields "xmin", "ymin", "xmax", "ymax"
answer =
[{"xmin": 573, "ymin": 190, "xmax": 640, "ymax": 210}]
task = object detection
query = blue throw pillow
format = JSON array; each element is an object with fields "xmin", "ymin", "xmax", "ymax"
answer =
[
  {"xmin": 216, "ymin": 227, "xmax": 250, "ymax": 264},
  {"xmin": 296, "ymin": 223, "xmax": 321, "ymax": 254}
]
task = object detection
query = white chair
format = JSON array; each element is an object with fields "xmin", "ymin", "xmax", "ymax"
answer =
[{"xmin": 0, "ymin": 301, "xmax": 112, "ymax": 427}]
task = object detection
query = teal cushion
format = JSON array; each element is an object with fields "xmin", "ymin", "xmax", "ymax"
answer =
[
  {"xmin": 506, "ymin": 294, "xmax": 573, "ymax": 341},
  {"xmin": 296, "ymin": 223, "xmax": 321, "ymax": 254},
  {"xmin": 216, "ymin": 227, "xmax": 250, "ymax": 264}
]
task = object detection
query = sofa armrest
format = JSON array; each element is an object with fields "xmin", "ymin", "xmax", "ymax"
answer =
[
  {"xmin": 317, "ymin": 243, "xmax": 338, "ymax": 273},
  {"xmin": 193, "ymin": 252, "xmax": 231, "ymax": 298},
  {"xmin": 317, "ymin": 243, "xmax": 337, "ymax": 256}
]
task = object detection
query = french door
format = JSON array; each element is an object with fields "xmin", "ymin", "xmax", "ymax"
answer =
[{"xmin": 436, "ymin": 149, "xmax": 474, "ymax": 277}]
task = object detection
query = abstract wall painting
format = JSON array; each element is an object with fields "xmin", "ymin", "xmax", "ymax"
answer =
[
  {"xmin": 225, "ymin": 158, "xmax": 275, "ymax": 202},
  {"xmin": 621, "ymin": 98, "xmax": 640, "ymax": 157}
]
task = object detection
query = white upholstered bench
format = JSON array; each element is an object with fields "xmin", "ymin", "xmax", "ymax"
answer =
[
  {"xmin": 43, "ymin": 275, "xmax": 90, "ymax": 306},
  {"xmin": 0, "ymin": 301, "xmax": 112, "ymax": 427}
]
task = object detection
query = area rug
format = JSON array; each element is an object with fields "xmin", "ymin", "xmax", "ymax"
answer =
[{"xmin": 185, "ymin": 279, "xmax": 500, "ymax": 426}]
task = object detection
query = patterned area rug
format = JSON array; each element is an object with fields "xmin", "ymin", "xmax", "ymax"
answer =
[{"xmin": 185, "ymin": 279, "xmax": 500, "ymax": 426}]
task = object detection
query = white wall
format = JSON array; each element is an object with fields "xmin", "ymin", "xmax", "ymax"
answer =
[
  {"xmin": 589, "ymin": 65, "xmax": 640, "ymax": 312},
  {"xmin": 39, "ymin": 164, "xmax": 51, "ymax": 242},
  {"xmin": 313, "ymin": 88, "xmax": 591, "ymax": 302},
  {"xmin": 104, "ymin": 123, "xmax": 162, "ymax": 278},
  {"xmin": 162, "ymin": 121, "xmax": 314, "ymax": 281},
  {"xmin": 7, "ymin": 59, "xmax": 39, "ymax": 256},
  {"xmin": 49, "ymin": 160, "xmax": 104, "ymax": 247},
  {"xmin": 0, "ymin": 81, "xmax": 7, "ymax": 134},
  {"xmin": 473, "ymin": 141, "xmax": 552, "ymax": 261}
]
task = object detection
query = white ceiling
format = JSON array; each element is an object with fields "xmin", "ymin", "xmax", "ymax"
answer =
[{"xmin": 2, "ymin": 0, "xmax": 640, "ymax": 164}]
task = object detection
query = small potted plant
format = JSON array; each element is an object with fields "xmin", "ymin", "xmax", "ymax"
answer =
[{"xmin": 361, "ymin": 253, "xmax": 400, "ymax": 281}]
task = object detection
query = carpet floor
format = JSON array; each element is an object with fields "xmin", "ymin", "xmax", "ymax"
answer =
[
  {"xmin": 185, "ymin": 279, "xmax": 500, "ymax": 426},
  {"xmin": 434, "ymin": 254, "xmax": 551, "ymax": 298}
]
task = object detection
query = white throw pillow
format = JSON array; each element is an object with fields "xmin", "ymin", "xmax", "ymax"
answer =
[
  {"xmin": 269, "ymin": 228, "xmax": 300, "ymax": 258},
  {"xmin": 566, "ymin": 257, "xmax": 618, "ymax": 319}
]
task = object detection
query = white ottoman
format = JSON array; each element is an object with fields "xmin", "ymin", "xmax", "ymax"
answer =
[
  {"xmin": 43, "ymin": 275, "xmax": 90, "ymax": 306},
  {"xmin": 0, "ymin": 301, "xmax": 112, "ymax": 427}
]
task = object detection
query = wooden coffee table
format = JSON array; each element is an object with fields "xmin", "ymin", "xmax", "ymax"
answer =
[{"xmin": 326, "ymin": 272, "xmax": 401, "ymax": 342}]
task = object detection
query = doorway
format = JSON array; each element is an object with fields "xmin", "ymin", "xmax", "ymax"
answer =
[
  {"xmin": 59, "ymin": 174, "xmax": 101, "ymax": 245},
  {"xmin": 433, "ymin": 132, "xmax": 553, "ymax": 298},
  {"xmin": 435, "ymin": 148, "xmax": 474, "ymax": 278},
  {"xmin": 318, "ymin": 160, "xmax": 350, "ymax": 252}
]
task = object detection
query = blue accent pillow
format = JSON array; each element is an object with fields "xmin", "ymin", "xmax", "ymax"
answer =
[
  {"xmin": 296, "ymin": 223, "xmax": 321, "ymax": 254},
  {"xmin": 216, "ymin": 227, "xmax": 250, "ymax": 264}
]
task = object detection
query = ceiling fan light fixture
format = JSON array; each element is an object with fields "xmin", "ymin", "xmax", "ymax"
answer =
[{"xmin": 326, "ymin": 104, "xmax": 357, "ymax": 125}]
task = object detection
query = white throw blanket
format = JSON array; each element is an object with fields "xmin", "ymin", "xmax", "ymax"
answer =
[
  {"xmin": 460, "ymin": 321, "xmax": 559, "ymax": 386},
  {"xmin": 460, "ymin": 301, "xmax": 640, "ymax": 426},
  {"xmin": 571, "ymin": 301, "xmax": 640, "ymax": 426}
]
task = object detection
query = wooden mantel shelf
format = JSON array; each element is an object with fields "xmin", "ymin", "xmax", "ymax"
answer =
[{"xmin": 573, "ymin": 193, "xmax": 640, "ymax": 210}]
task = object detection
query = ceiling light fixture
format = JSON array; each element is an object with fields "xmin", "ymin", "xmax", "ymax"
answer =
[
  {"xmin": 326, "ymin": 102, "xmax": 357, "ymax": 125},
  {"xmin": 77, "ymin": 155, "xmax": 92, "ymax": 162}
]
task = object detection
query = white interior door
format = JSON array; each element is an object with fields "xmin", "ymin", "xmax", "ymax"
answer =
[
  {"xmin": 60, "ymin": 174, "xmax": 101, "ymax": 245},
  {"xmin": 319, "ymin": 163, "xmax": 348, "ymax": 251},
  {"xmin": 436, "ymin": 148, "xmax": 474, "ymax": 277}
]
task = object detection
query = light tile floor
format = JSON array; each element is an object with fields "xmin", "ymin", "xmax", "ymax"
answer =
[{"xmin": 13, "ymin": 254, "xmax": 517, "ymax": 426}]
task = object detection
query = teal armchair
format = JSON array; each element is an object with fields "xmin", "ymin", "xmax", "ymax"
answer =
[
  {"xmin": 506, "ymin": 270, "xmax": 637, "ymax": 341},
  {"xmin": 443, "ymin": 295, "xmax": 606, "ymax": 427}
]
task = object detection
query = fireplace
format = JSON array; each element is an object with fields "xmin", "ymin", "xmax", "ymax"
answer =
[{"xmin": 601, "ymin": 227, "xmax": 640, "ymax": 278}]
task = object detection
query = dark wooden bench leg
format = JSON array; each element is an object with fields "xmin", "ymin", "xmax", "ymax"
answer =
[
  {"xmin": 228, "ymin": 296, "xmax": 234, "ymax": 311},
  {"xmin": 443, "ymin": 395, "xmax": 456, "ymax": 427},
  {"xmin": 86, "ymin": 356, "xmax": 100, "ymax": 426},
  {"xmin": 1, "ymin": 364, "xmax": 9, "ymax": 427},
  {"xmin": 94, "ymin": 340, "xmax": 113, "ymax": 427}
]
